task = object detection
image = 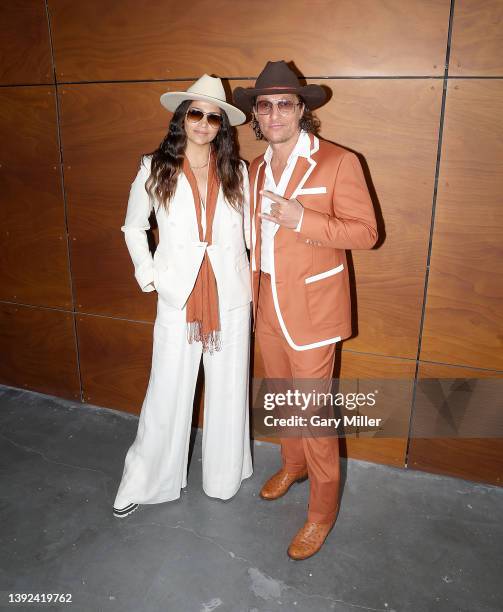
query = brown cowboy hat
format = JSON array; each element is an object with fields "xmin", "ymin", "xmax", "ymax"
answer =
[{"xmin": 233, "ymin": 60, "xmax": 327, "ymax": 113}]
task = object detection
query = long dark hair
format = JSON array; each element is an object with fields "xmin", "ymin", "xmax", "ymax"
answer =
[
  {"xmin": 142, "ymin": 100, "xmax": 244, "ymax": 212},
  {"xmin": 251, "ymin": 95, "xmax": 321, "ymax": 140}
]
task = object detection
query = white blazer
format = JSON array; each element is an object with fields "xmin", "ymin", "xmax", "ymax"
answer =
[{"xmin": 121, "ymin": 155, "xmax": 252, "ymax": 310}]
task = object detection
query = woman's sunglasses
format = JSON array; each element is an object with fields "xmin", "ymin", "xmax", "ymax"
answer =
[{"xmin": 186, "ymin": 108, "xmax": 223, "ymax": 130}]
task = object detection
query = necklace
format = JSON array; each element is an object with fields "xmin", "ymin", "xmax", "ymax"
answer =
[
  {"xmin": 189, "ymin": 160, "xmax": 208, "ymax": 170},
  {"xmin": 188, "ymin": 150, "xmax": 210, "ymax": 170},
  {"xmin": 188, "ymin": 149, "xmax": 210, "ymax": 209}
]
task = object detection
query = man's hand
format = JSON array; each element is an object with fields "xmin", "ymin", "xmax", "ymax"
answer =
[{"xmin": 259, "ymin": 190, "xmax": 303, "ymax": 229}]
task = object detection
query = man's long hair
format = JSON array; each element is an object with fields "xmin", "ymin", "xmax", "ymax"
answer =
[
  {"xmin": 142, "ymin": 100, "xmax": 244, "ymax": 212},
  {"xmin": 251, "ymin": 95, "xmax": 321, "ymax": 140}
]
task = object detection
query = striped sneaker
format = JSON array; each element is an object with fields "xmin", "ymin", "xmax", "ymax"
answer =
[{"xmin": 113, "ymin": 503, "xmax": 139, "ymax": 518}]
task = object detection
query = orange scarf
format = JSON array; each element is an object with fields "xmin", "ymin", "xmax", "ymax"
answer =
[{"xmin": 183, "ymin": 150, "xmax": 221, "ymax": 354}]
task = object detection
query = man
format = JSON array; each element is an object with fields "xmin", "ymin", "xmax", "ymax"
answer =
[{"xmin": 233, "ymin": 61, "xmax": 378, "ymax": 560}]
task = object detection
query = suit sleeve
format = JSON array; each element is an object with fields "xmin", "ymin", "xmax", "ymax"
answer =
[
  {"xmin": 241, "ymin": 161, "xmax": 251, "ymax": 251},
  {"xmin": 299, "ymin": 151, "xmax": 378, "ymax": 249},
  {"xmin": 121, "ymin": 156, "xmax": 155, "ymax": 292}
]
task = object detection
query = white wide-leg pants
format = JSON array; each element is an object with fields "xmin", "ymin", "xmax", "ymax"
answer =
[{"xmin": 113, "ymin": 296, "xmax": 253, "ymax": 509}]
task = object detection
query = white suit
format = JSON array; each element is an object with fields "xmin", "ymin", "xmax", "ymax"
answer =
[{"xmin": 114, "ymin": 155, "xmax": 253, "ymax": 508}]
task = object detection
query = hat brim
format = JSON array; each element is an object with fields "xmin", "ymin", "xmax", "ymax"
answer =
[
  {"xmin": 233, "ymin": 84, "xmax": 327, "ymax": 113},
  {"xmin": 159, "ymin": 92, "xmax": 246, "ymax": 126}
]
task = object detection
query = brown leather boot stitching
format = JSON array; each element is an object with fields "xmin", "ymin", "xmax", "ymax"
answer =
[
  {"xmin": 259, "ymin": 468, "xmax": 309, "ymax": 500},
  {"xmin": 287, "ymin": 520, "xmax": 335, "ymax": 560}
]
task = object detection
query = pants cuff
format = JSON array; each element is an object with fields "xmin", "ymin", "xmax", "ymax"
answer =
[
  {"xmin": 283, "ymin": 462, "xmax": 308, "ymax": 474},
  {"xmin": 307, "ymin": 507, "xmax": 338, "ymax": 524}
]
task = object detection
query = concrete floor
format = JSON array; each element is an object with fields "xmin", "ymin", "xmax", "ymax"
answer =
[{"xmin": 0, "ymin": 384, "xmax": 502, "ymax": 612}]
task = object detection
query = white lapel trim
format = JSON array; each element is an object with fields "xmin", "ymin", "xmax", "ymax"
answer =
[
  {"xmin": 251, "ymin": 161, "xmax": 265, "ymax": 272},
  {"xmin": 268, "ymin": 135, "xmax": 342, "ymax": 349},
  {"xmin": 272, "ymin": 147, "xmax": 318, "ymax": 238}
]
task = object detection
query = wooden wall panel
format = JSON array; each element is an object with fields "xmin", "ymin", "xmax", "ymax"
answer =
[
  {"xmin": 421, "ymin": 80, "xmax": 503, "ymax": 370},
  {"xmin": 0, "ymin": 1, "xmax": 501, "ymax": 486},
  {"xmin": 450, "ymin": 0, "xmax": 503, "ymax": 76},
  {"xmin": 315, "ymin": 79, "xmax": 442, "ymax": 358},
  {"xmin": 61, "ymin": 76, "xmax": 442, "ymax": 364},
  {"xmin": 77, "ymin": 314, "xmax": 154, "ymax": 413},
  {"xmin": 0, "ymin": 87, "xmax": 71, "ymax": 308},
  {"xmin": 408, "ymin": 362, "xmax": 503, "ymax": 486},
  {"xmin": 48, "ymin": 0, "xmax": 449, "ymax": 82},
  {"xmin": 0, "ymin": 1, "xmax": 53, "ymax": 85},
  {"xmin": 338, "ymin": 351, "xmax": 415, "ymax": 467},
  {"xmin": 77, "ymin": 313, "xmax": 205, "ymax": 420},
  {"xmin": 60, "ymin": 82, "xmax": 191, "ymax": 320},
  {"xmin": 0, "ymin": 86, "xmax": 60, "ymax": 166},
  {"xmin": 0, "ymin": 303, "xmax": 79, "ymax": 399}
]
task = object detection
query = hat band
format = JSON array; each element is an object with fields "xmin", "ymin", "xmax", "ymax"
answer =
[{"xmin": 258, "ymin": 85, "xmax": 299, "ymax": 91}]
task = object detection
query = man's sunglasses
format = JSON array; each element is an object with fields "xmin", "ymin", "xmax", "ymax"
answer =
[
  {"xmin": 254, "ymin": 100, "xmax": 303, "ymax": 116},
  {"xmin": 186, "ymin": 108, "xmax": 223, "ymax": 129}
]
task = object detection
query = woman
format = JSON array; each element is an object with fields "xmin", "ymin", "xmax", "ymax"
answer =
[{"xmin": 113, "ymin": 75, "xmax": 252, "ymax": 518}]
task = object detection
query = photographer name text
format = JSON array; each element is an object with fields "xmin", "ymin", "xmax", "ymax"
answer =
[{"xmin": 263, "ymin": 415, "xmax": 382, "ymax": 428}]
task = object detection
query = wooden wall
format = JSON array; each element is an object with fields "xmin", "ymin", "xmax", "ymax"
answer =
[{"xmin": 1, "ymin": 0, "xmax": 502, "ymax": 485}]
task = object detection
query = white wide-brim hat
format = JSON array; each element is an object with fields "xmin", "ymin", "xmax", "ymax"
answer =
[{"xmin": 160, "ymin": 74, "xmax": 246, "ymax": 126}]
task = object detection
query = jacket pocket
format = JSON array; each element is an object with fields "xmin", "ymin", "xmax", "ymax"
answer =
[
  {"xmin": 305, "ymin": 263, "xmax": 344, "ymax": 285},
  {"xmin": 296, "ymin": 186, "xmax": 327, "ymax": 195},
  {"xmin": 304, "ymin": 263, "xmax": 345, "ymax": 328}
]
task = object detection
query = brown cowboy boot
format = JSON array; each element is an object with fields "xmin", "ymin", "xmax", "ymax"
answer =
[
  {"xmin": 287, "ymin": 519, "xmax": 335, "ymax": 560},
  {"xmin": 259, "ymin": 468, "xmax": 308, "ymax": 500}
]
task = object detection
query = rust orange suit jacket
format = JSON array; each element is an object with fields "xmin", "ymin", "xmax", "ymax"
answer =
[{"xmin": 249, "ymin": 133, "xmax": 378, "ymax": 351}]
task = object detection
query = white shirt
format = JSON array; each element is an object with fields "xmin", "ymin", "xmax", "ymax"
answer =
[{"xmin": 260, "ymin": 130, "xmax": 309, "ymax": 273}]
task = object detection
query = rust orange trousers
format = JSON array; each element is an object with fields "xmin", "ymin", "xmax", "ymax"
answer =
[{"xmin": 255, "ymin": 272, "xmax": 340, "ymax": 524}]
